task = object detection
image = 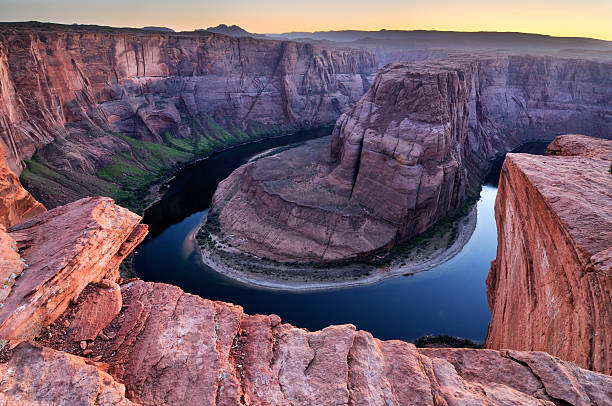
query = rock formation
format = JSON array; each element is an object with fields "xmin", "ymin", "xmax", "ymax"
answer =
[
  {"xmin": 0, "ymin": 342, "xmax": 135, "ymax": 405},
  {"xmin": 0, "ymin": 22, "xmax": 377, "ymax": 208},
  {"xmin": 485, "ymin": 134, "xmax": 612, "ymax": 375},
  {"xmin": 0, "ymin": 196, "xmax": 147, "ymax": 340},
  {"xmin": 16, "ymin": 278, "xmax": 612, "ymax": 405},
  {"xmin": 0, "ymin": 152, "xmax": 610, "ymax": 404},
  {"xmin": 210, "ymin": 57, "xmax": 612, "ymax": 263},
  {"xmin": 0, "ymin": 142, "xmax": 44, "ymax": 229},
  {"xmin": 211, "ymin": 62, "xmax": 472, "ymax": 262}
]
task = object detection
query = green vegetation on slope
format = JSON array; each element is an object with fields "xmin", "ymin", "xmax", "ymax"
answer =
[{"xmin": 20, "ymin": 114, "xmax": 291, "ymax": 214}]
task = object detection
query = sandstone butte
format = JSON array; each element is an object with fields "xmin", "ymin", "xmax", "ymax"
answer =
[
  {"xmin": 209, "ymin": 58, "xmax": 612, "ymax": 263},
  {"xmin": 0, "ymin": 132, "xmax": 611, "ymax": 404},
  {"xmin": 486, "ymin": 134, "xmax": 612, "ymax": 376}
]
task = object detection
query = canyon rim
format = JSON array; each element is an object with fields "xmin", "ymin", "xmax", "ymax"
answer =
[{"xmin": 0, "ymin": 11, "xmax": 611, "ymax": 406}]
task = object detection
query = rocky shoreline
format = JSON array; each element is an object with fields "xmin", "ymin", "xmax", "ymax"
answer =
[{"xmin": 197, "ymin": 200, "xmax": 477, "ymax": 291}]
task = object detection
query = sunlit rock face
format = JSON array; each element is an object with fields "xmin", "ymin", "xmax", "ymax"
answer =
[
  {"xmin": 31, "ymin": 279, "xmax": 612, "ymax": 405},
  {"xmin": 0, "ymin": 142, "xmax": 45, "ymax": 229},
  {"xmin": 486, "ymin": 134, "xmax": 612, "ymax": 375},
  {"xmin": 0, "ymin": 196, "xmax": 147, "ymax": 341},
  {"xmin": 210, "ymin": 57, "xmax": 612, "ymax": 263}
]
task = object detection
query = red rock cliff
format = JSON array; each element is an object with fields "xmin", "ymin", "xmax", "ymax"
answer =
[
  {"xmin": 0, "ymin": 196, "xmax": 147, "ymax": 340},
  {"xmin": 5, "ymin": 279, "xmax": 611, "ymax": 405},
  {"xmin": 0, "ymin": 22, "xmax": 377, "ymax": 175},
  {"xmin": 485, "ymin": 134, "xmax": 612, "ymax": 375},
  {"xmin": 0, "ymin": 182, "xmax": 610, "ymax": 404},
  {"xmin": 0, "ymin": 142, "xmax": 45, "ymax": 229}
]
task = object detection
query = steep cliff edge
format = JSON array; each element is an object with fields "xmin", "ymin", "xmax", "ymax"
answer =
[
  {"xmin": 14, "ymin": 279, "xmax": 612, "ymax": 405},
  {"xmin": 0, "ymin": 142, "xmax": 45, "ymax": 229},
  {"xmin": 209, "ymin": 57, "xmax": 612, "ymax": 264},
  {"xmin": 210, "ymin": 61, "xmax": 472, "ymax": 263},
  {"xmin": 0, "ymin": 196, "xmax": 147, "ymax": 340},
  {"xmin": 0, "ymin": 166, "xmax": 610, "ymax": 404},
  {"xmin": 485, "ymin": 134, "xmax": 612, "ymax": 375},
  {"xmin": 0, "ymin": 22, "xmax": 377, "ymax": 208}
]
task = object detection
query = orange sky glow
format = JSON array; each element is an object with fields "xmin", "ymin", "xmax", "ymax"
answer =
[{"xmin": 2, "ymin": 0, "xmax": 611, "ymax": 41}]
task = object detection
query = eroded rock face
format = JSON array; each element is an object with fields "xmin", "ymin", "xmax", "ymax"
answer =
[
  {"xmin": 43, "ymin": 280, "xmax": 612, "ymax": 405},
  {"xmin": 211, "ymin": 57, "xmax": 612, "ymax": 263},
  {"xmin": 0, "ymin": 196, "xmax": 147, "ymax": 340},
  {"xmin": 0, "ymin": 192, "xmax": 610, "ymax": 404},
  {"xmin": 211, "ymin": 62, "xmax": 472, "ymax": 262},
  {"xmin": 0, "ymin": 142, "xmax": 44, "ymax": 229},
  {"xmin": 486, "ymin": 134, "xmax": 612, "ymax": 374},
  {"xmin": 0, "ymin": 342, "xmax": 135, "ymax": 406},
  {"xmin": 0, "ymin": 22, "xmax": 377, "ymax": 175}
]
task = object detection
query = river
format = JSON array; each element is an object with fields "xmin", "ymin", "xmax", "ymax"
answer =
[{"xmin": 133, "ymin": 127, "xmax": 549, "ymax": 342}]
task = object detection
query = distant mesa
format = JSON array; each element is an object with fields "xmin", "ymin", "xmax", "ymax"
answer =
[
  {"xmin": 203, "ymin": 24, "xmax": 266, "ymax": 38},
  {"xmin": 141, "ymin": 26, "xmax": 175, "ymax": 32}
]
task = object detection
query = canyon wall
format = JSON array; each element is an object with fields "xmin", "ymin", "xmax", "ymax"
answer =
[
  {"xmin": 0, "ymin": 22, "xmax": 377, "ymax": 207},
  {"xmin": 0, "ymin": 149, "xmax": 610, "ymax": 404},
  {"xmin": 0, "ymin": 142, "xmax": 45, "ymax": 229},
  {"xmin": 210, "ymin": 56, "xmax": 612, "ymax": 263},
  {"xmin": 485, "ymin": 134, "xmax": 612, "ymax": 375}
]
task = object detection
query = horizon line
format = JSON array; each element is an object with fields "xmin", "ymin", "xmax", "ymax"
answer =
[{"xmin": 1, "ymin": 20, "xmax": 611, "ymax": 43}]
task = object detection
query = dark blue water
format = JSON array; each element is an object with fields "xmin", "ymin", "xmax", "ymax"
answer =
[{"xmin": 133, "ymin": 129, "xmax": 548, "ymax": 342}]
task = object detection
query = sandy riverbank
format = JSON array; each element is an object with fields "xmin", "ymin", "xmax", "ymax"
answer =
[{"xmin": 199, "ymin": 204, "xmax": 478, "ymax": 292}]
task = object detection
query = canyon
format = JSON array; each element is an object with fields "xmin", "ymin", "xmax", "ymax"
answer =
[
  {"xmin": 486, "ymin": 134, "xmax": 612, "ymax": 375},
  {"xmin": 0, "ymin": 21, "xmax": 611, "ymax": 405},
  {"xmin": 0, "ymin": 22, "xmax": 377, "ymax": 209},
  {"xmin": 0, "ymin": 148, "xmax": 611, "ymax": 403},
  {"xmin": 209, "ymin": 57, "xmax": 612, "ymax": 263}
]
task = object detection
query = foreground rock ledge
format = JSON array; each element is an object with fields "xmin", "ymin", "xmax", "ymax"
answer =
[
  {"xmin": 0, "ymin": 342, "xmax": 135, "ymax": 405},
  {"xmin": 39, "ymin": 280, "xmax": 612, "ymax": 405},
  {"xmin": 0, "ymin": 196, "xmax": 147, "ymax": 340},
  {"xmin": 486, "ymin": 134, "xmax": 612, "ymax": 375}
]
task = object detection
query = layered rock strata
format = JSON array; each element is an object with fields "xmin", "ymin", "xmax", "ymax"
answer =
[
  {"xmin": 0, "ymin": 196, "xmax": 147, "ymax": 340},
  {"xmin": 0, "ymin": 22, "xmax": 376, "ymax": 181},
  {"xmin": 485, "ymin": 134, "xmax": 612, "ymax": 374},
  {"xmin": 210, "ymin": 57, "xmax": 612, "ymax": 263},
  {"xmin": 0, "ymin": 342, "xmax": 135, "ymax": 405}
]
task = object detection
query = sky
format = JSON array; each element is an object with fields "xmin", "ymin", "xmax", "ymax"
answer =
[{"xmin": 1, "ymin": 0, "xmax": 611, "ymax": 40}]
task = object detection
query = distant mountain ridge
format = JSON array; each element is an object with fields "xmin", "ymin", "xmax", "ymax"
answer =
[
  {"xmin": 266, "ymin": 29, "xmax": 612, "ymax": 50},
  {"xmin": 203, "ymin": 24, "xmax": 268, "ymax": 38},
  {"xmin": 141, "ymin": 26, "xmax": 175, "ymax": 32}
]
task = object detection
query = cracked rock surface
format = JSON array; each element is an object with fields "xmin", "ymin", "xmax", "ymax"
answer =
[{"xmin": 40, "ymin": 279, "xmax": 612, "ymax": 405}]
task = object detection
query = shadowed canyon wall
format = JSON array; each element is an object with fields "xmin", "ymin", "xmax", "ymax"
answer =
[
  {"xmin": 486, "ymin": 134, "xmax": 612, "ymax": 375},
  {"xmin": 0, "ymin": 22, "xmax": 377, "ymax": 208},
  {"xmin": 210, "ymin": 57, "xmax": 612, "ymax": 263}
]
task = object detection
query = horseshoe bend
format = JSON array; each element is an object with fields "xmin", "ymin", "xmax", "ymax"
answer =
[{"xmin": 0, "ymin": 20, "xmax": 611, "ymax": 405}]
